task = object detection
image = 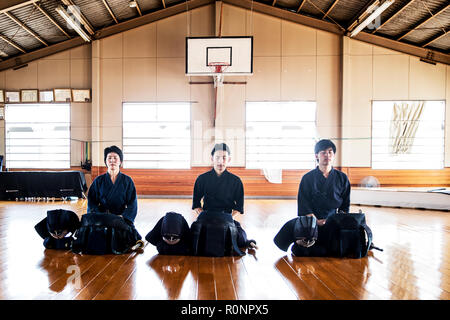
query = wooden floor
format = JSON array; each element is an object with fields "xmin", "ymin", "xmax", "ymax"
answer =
[{"xmin": 0, "ymin": 198, "xmax": 448, "ymax": 300}]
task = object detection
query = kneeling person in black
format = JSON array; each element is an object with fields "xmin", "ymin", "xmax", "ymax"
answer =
[
  {"xmin": 191, "ymin": 143, "xmax": 256, "ymax": 256},
  {"xmin": 72, "ymin": 146, "xmax": 143, "ymax": 254},
  {"xmin": 292, "ymin": 139, "xmax": 351, "ymax": 256}
]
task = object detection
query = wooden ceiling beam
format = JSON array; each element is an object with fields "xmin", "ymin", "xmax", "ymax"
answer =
[
  {"xmin": 61, "ymin": 0, "xmax": 95, "ymax": 35},
  {"xmin": 297, "ymin": 0, "xmax": 306, "ymax": 13},
  {"xmin": 128, "ymin": 0, "xmax": 142, "ymax": 16},
  {"xmin": 222, "ymin": 0, "xmax": 449, "ymax": 65},
  {"xmin": 0, "ymin": 0, "xmax": 39, "ymax": 13},
  {"xmin": 0, "ymin": 36, "xmax": 85, "ymax": 71},
  {"xmin": 372, "ymin": 0, "xmax": 415, "ymax": 34},
  {"xmin": 95, "ymin": 0, "xmax": 213, "ymax": 39},
  {"xmin": 224, "ymin": 0, "xmax": 343, "ymax": 34},
  {"xmin": 0, "ymin": 0, "xmax": 448, "ymax": 71},
  {"xmin": 0, "ymin": 0, "xmax": 212, "ymax": 72},
  {"xmin": 346, "ymin": 0, "xmax": 379, "ymax": 31},
  {"xmin": 323, "ymin": 0, "xmax": 340, "ymax": 20},
  {"xmin": 422, "ymin": 29, "xmax": 449, "ymax": 48},
  {"xmin": 0, "ymin": 34, "xmax": 27, "ymax": 53},
  {"xmin": 102, "ymin": 0, "xmax": 118, "ymax": 24},
  {"xmin": 354, "ymin": 30, "xmax": 449, "ymax": 64},
  {"xmin": 135, "ymin": 1, "xmax": 142, "ymax": 16},
  {"xmin": 397, "ymin": 3, "xmax": 450, "ymax": 41},
  {"xmin": 4, "ymin": 11, "xmax": 48, "ymax": 47},
  {"xmin": 34, "ymin": 2, "xmax": 71, "ymax": 39}
]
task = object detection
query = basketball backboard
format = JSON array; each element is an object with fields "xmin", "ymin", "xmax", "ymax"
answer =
[{"xmin": 186, "ymin": 36, "xmax": 253, "ymax": 76}]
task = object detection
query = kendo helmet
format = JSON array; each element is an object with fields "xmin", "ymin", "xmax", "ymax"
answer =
[
  {"xmin": 161, "ymin": 212, "xmax": 184, "ymax": 245},
  {"xmin": 46, "ymin": 209, "xmax": 80, "ymax": 239},
  {"xmin": 294, "ymin": 215, "xmax": 318, "ymax": 248}
]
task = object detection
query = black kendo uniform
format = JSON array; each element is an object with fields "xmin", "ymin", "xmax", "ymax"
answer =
[
  {"xmin": 191, "ymin": 169, "xmax": 255, "ymax": 256},
  {"xmin": 297, "ymin": 167, "xmax": 351, "ymax": 219},
  {"xmin": 192, "ymin": 169, "xmax": 244, "ymax": 216},
  {"xmin": 292, "ymin": 166, "xmax": 351, "ymax": 256}
]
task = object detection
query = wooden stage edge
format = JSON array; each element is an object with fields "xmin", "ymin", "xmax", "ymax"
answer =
[
  {"xmin": 2, "ymin": 166, "xmax": 449, "ymax": 210},
  {"xmin": 4, "ymin": 166, "xmax": 450, "ymax": 197},
  {"xmin": 87, "ymin": 166, "xmax": 450, "ymax": 197}
]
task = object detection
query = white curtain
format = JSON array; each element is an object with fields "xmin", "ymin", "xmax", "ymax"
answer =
[
  {"xmin": 389, "ymin": 101, "xmax": 424, "ymax": 154},
  {"xmin": 262, "ymin": 168, "xmax": 282, "ymax": 184}
]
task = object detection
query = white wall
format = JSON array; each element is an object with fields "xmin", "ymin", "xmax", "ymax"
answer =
[
  {"xmin": 0, "ymin": 45, "xmax": 92, "ymax": 166},
  {"xmin": 1, "ymin": 3, "xmax": 448, "ymax": 171},
  {"xmin": 91, "ymin": 3, "xmax": 342, "ymax": 167},
  {"xmin": 342, "ymin": 37, "xmax": 449, "ymax": 167}
]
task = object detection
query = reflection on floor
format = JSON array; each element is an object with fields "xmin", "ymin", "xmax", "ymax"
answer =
[{"xmin": 0, "ymin": 199, "xmax": 448, "ymax": 300}]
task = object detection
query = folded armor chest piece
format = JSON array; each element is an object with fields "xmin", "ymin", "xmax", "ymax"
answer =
[
  {"xmin": 72, "ymin": 212, "xmax": 139, "ymax": 255},
  {"xmin": 324, "ymin": 212, "xmax": 374, "ymax": 258},
  {"xmin": 192, "ymin": 211, "xmax": 244, "ymax": 257},
  {"xmin": 80, "ymin": 212, "xmax": 130, "ymax": 230}
]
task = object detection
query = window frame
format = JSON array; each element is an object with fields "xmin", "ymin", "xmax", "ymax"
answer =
[
  {"xmin": 245, "ymin": 101, "xmax": 318, "ymax": 170},
  {"xmin": 122, "ymin": 102, "xmax": 192, "ymax": 169},
  {"xmin": 4, "ymin": 103, "xmax": 71, "ymax": 169}
]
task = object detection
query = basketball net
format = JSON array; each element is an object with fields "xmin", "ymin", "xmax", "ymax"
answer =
[
  {"xmin": 208, "ymin": 62, "xmax": 229, "ymax": 88},
  {"xmin": 208, "ymin": 63, "xmax": 229, "ymax": 126},
  {"xmin": 213, "ymin": 73, "xmax": 224, "ymax": 88}
]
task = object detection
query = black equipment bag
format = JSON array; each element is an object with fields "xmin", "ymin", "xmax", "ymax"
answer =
[
  {"xmin": 34, "ymin": 209, "xmax": 80, "ymax": 250},
  {"xmin": 191, "ymin": 211, "xmax": 245, "ymax": 257},
  {"xmin": 323, "ymin": 211, "xmax": 380, "ymax": 258},
  {"xmin": 71, "ymin": 213, "xmax": 141, "ymax": 255},
  {"xmin": 145, "ymin": 212, "xmax": 192, "ymax": 255},
  {"xmin": 42, "ymin": 237, "xmax": 74, "ymax": 250},
  {"xmin": 274, "ymin": 211, "xmax": 382, "ymax": 258}
]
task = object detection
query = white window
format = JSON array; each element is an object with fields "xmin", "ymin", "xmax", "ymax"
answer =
[
  {"xmin": 246, "ymin": 101, "xmax": 317, "ymax": 169},
  {"xmin": 5, "ymin": 104, "xmax": 70, "ymax": 169},
  {"xmin": 372, "ymin": 100, "xmax": 445, "ymax": 169},
  {"xmin": 123, "ymin": 102, "xmax": 191, "ymax": 169}
]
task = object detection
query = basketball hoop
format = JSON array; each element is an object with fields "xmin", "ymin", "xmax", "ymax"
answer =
[{"xmin": 208, "ymin": 62, "xmax": 230, "ymax": 87}]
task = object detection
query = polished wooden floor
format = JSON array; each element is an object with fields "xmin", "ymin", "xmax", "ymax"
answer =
[{"xmin": 0, "ymin": 198, "xmax": 448, "ymax": 300}]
